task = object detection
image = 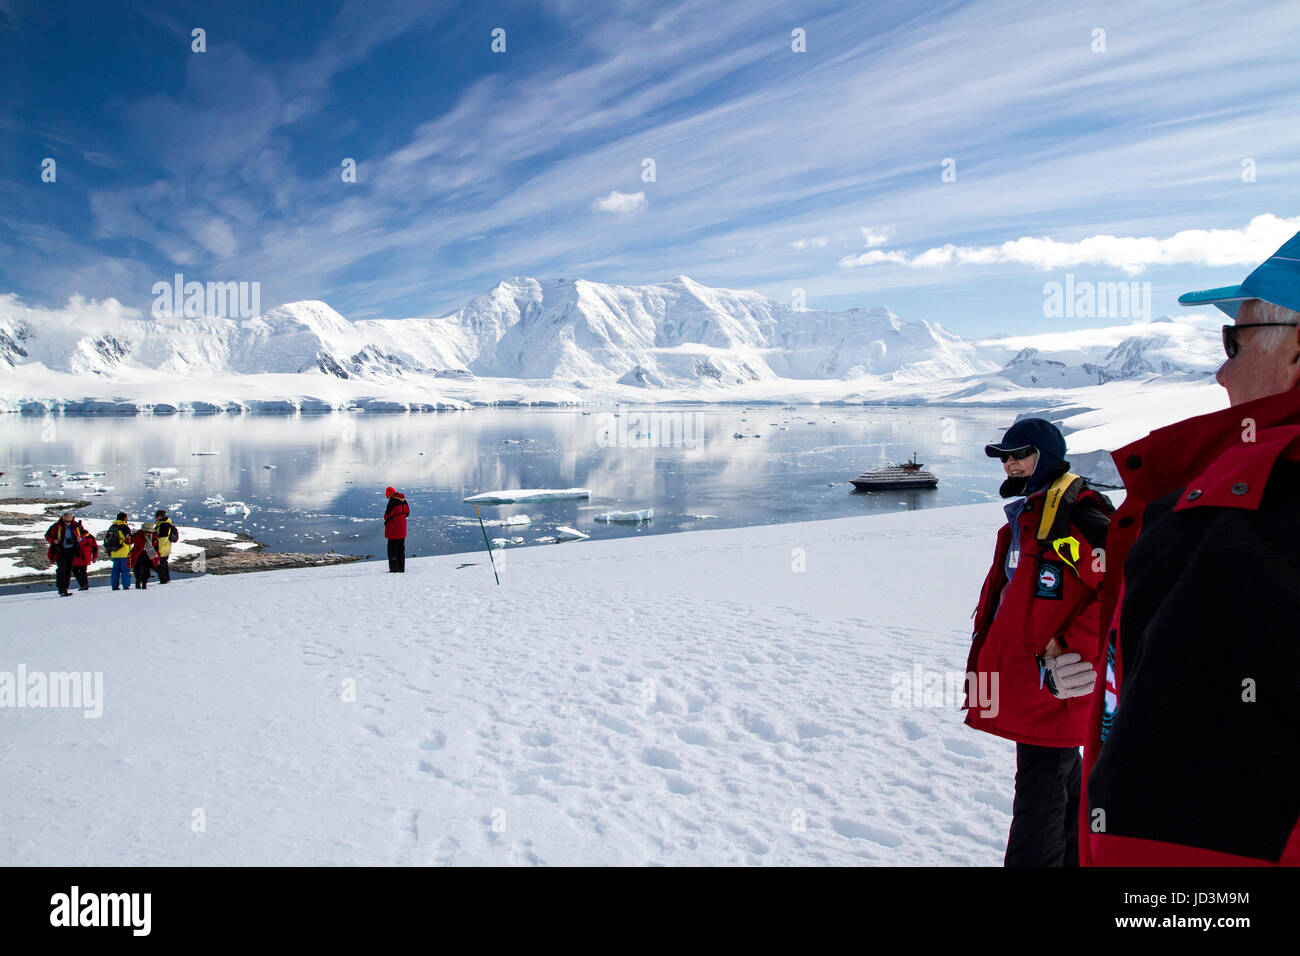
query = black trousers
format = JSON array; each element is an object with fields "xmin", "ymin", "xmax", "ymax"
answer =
[
  {"xmin": 1004, "ymin": 743, "xmax": 1082, "ymax": 867},
  {"xmin": 156, "ymin": 556, "xmax": 171, "ymax": 583},
  {"xmin": 55, "ymin": 548, "xmax": 77, "ymax": 594},
  {"xmin": 133, "ymin": 555, "xmax": 153, "ymax": 586},
  {"xmin": 387, "ymin": 538, "xmax": 405, "ymax": 572}
]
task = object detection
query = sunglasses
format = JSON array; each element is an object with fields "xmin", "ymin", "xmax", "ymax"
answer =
[
  {"xmin": 997, "ymin": 446, "xmax": 1036, "ymax": 463},
  {"xmin": 1222, "ymin": 322, "xmax": 1299, "ymax": 359}
]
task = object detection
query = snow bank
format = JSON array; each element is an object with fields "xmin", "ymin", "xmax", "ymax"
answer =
[{"xmin": 0, "ymin": 499, "xmax": 1087, "ymax": 865}]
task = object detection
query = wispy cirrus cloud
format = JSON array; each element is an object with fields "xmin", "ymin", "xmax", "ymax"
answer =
[{"xmin": 2, "ymin": 0, "xmax": 1299, "ymax": 333}]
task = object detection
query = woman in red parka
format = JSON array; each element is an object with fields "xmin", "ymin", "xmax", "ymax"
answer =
[
  {"xmin": 71, "ymin": 522, "xmax": 98, "ymax": 591},
  {"xmin": 964, "ymin": 418, "xmax": 1112, "ymax": 867},
  {"xmin": 128, "ymin": 521, "xmax": 161, "ymax": 590},
  {"xmin": 383, "ymin": 486, "xmax": 409, "ymax": 573}
]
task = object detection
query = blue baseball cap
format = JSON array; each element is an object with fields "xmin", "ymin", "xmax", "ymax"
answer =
[{"xmin": 1178, "ymin": 228, "xmax": 1300, "ymax": 318}]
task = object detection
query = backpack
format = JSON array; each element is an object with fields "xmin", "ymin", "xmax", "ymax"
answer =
[{"xmin": 104, "ymin": 525, "xmax": 123, "ymax": 553}]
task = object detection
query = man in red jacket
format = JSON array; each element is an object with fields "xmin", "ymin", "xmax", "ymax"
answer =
[
  {"xmin": 44, "ymin": 511, "xmax": 95, "ymax": 596},
  {"xmin": 1082, "ymin": 231, "xmax": 1300, "ymax": 867},
  {"xmin": 383, "ymin": 486, "xmax": 409, "ymax": 573},
  {"xmin": 965, "ymin": 418, "xmax": 1112, "ymax": 866}
]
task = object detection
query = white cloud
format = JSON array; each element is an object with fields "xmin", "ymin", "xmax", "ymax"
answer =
[
  {"xmin": 592, "ymin": 190, "xmax": 647, "ymax": 216},
  {"xmin": 859, "ymin": 228, "xmax": 889, "ymax": 248},
  {"xmin": 193, "ymin": 219, "xmax": 239, "ymax": 258},
  {"xmin": 789, "ymin": 236, "xmax": 828, "ymax": 249},
  {"xmin": 839, "ymin": 214, "xmax": 1300, "ymax": 275}
]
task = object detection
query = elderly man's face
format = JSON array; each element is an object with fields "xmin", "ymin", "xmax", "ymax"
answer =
[{"xmin": 1217, "ymin": 299, "xmax": 1300, "ymax": 406}]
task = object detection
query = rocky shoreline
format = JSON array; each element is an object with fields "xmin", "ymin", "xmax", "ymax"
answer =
[{"xmin": 0, "ymin": 497, "xmax": 367, "ymax": 583}]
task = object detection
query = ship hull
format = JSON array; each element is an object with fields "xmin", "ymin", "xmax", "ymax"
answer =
[{"xmin": 850, "ymin": 477, "xmax": 938, "ymax": 491}]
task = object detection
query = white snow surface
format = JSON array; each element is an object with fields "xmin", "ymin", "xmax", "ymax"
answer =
[{"xmin": 0, "ymin": 499, "xmax": 1103, "ymax": 865}]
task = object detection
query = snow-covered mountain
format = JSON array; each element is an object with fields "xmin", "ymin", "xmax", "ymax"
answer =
[
  {"xmin": 0, "ymin": 280, "xmax": 1225, "ymax": 414},
  {"xmin": 0, "ymin": 278, "xmax": 988, "ymax": 386}
]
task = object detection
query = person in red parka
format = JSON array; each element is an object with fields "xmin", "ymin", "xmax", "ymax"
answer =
[
  {"xmin": 383, "ymin": 486, "xmax": 409, "ymax": 573},
  {"xmin": 128, "ymin": 520, "xmax": 161, "ymax": 589},
  {"xmin": 1082, "ymin": 232, "xmax": 1300, "ymax": 866},
  {"xmin": 44, "ymin": 511, "xmax": 95, "ymax": 596},
  {"xmin": 72, "ymin": 521, "xmax": 98, "ymax": 591},
  {"xmin": 964, "ymin": 418, "xmax": 1112, "ymax": 866}
]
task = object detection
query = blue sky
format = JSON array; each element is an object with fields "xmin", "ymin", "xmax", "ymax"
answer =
[{"xmin": 1, "ymin": 0, "xmax": 1297, "ymax": 335}]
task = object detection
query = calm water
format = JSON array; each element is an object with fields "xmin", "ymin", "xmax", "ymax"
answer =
[{"xmin": 0, "ymin": 406, "xmax": 1017, "ymax": 562}]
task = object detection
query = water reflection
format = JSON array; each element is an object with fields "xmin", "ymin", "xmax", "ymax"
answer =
[{"xmin": 0, "ymin": 406, "xmax": 1013, "ymax": 561}]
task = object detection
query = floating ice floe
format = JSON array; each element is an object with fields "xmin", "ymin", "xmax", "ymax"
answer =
[
  {"xmin": 478, "ymin": 514, "xmax": 532, "ymax": 527},
  {"xmin": 202, "ymin": 494, "xmax": 226, "ymax": 506},
  {"xmin": 192, "ymin": 451, "xmax": 220, "ymax": 456},
  {"xmin": 594, "ymin": 508, "xmax": 654, "ymax": 524},
  {"xmin": 535, "ymin": 526, "xmax": 589, "ymax": 544},
  {"xmin": 263, "ymin": 465, "xmax": 276, "ymax": 470},
  {"xmin": 23, "ymin": 480, "xmax": 47, "ymax": 488},
  {"xmin": 490, "ymin": 536, "xmax": 527, "ymax": 547},
  {"xmin": 464, "ymin": 488, "xmax": 590, "ymax": 504},
  {"xmin": 147, "ymin": 467, "xmax": 179, "ymax": 476}
]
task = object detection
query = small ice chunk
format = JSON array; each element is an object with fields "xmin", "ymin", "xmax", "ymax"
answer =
[{"xmin": 594, "ymin": 508, "xmax": 654, "ymax": 524}]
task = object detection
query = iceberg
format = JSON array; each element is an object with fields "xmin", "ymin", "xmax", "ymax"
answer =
[{"xmin": 464, "ymin": 488, "xmax": 590, "ymax": 504}]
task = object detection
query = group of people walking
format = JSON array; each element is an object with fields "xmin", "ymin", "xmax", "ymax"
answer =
[
  {"xmin": 965, "ymin": 230, "xmax": 1300, "ymax": 867},
  {"xmin": 44, "ymin": 509, "xmax": 179, "ymax": 595}
]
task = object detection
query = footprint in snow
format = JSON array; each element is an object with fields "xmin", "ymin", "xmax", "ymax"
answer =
[
  {"xmin": 831, "ymin": 816, "xmax": 904, "ymax": 847},
  {"xmin": 971, "ymin": 789, "xmax": 1013, "ymax": 813},
  {"xmin": 665, "ymin": 774, "xmax": 697, "ymax": 795},
  {"xmin": 942, "ymin": 735, "xmax": 983, "ymax": 757},
  {"xmin": 898, "ymin": 718, "xmax": 926, "ymax": 741},
  {"xmin": 595, "ymin": 714, "xmax": 632, "ymax": 736},
  {"xmin": 432, "ymin": 835, "xmax": 459, "ymax": 867},
  {"xmin": 641, "ymin": 747, "xmax": 682, "ymax": 770}
]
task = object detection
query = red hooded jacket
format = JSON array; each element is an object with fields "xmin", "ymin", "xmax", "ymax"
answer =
[
  {"xmin": 129, "ymin": 530, "xmax": 160, "ymax": 568},
  {"xmin": 384, "ymin": 493, "xmax": 409, "ymax": 539},
  {"xmin": 964, "ymin": 479, "xmax": 1111, "ymax": 747},
  {"xmin": 1081, "ymin": 387, "xmax": 1300, "ymax": 866},
  {"xmin": 44, "ymin": 520, "xmax": 96, "ymax": 567}
]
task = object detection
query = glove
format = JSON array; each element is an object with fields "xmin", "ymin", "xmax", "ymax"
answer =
[{"xmin": 1040, "ymin": 652, "xmax": 1096, "ymax": 699}]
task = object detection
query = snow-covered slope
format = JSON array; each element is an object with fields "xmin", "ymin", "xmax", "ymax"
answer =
[{"xmin": 0, "ymin": 499, "xmax": 1075, "ymax": 866}]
